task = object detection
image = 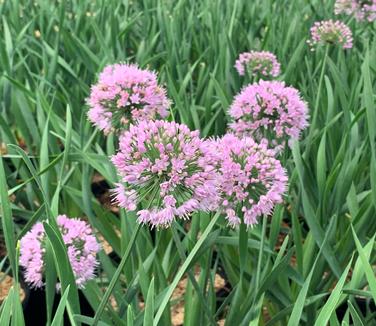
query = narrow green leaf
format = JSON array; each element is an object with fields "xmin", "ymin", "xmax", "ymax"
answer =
[
  {"xmin": 7, "ymin": 145, "xmax": 53, "ymax": 221},
  {"xmin": 143, "ymin": 278, "xmax": 155, "ymax": 326},
  {"xmin": 154, "ymin": 212, "xmax": 220, "ymax": 326},
  {"xmin": 0, "ymin": 287, "xmax": 13, "ymax": 326},
  {"xmin": 0, "ymin": 156, "xmax": 17, "ymax": 274},
  {"xmin": 288, "ymin": 215, "xmax": 336, "ymax": 326},
  {"xmin": 348, "ymin": 300, "xmax": 365, "ymax": 326},
  {"xmin": 51, "ymin": 106, "xmax": 72, "ymax": 215},
  {"xmin": 314, "ymin": 257, "xmax": 353, "ymax": 326},
  {"xmin": 43, "ymin": 222, "xmax": 81, "ymax": 324},
  {"xmin": 351, "ymin": 226, "xmax": 376, "ymax": 304},
  {"xmin": 127, "ymin": 305, "xmax": 134, "ymax": 326},
  {"xmin": 92, "ymin": 223, "xmax": 142, "ymax": 325},
  {"xmin": 51, "ymin": 285, "xmax": 71, "ymax": 326}
]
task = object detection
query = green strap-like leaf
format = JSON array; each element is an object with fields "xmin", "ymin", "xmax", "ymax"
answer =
[
  {"xmin": 143, "ymin": 278, "xmax": 155, "ymax": 326},
  {"xmin": 43, "ymin": 222, "xmax": 81, "ymax": 325},
  {"xmin": 51, "ymin": 285, "xmax": 71, "ymax": 326},
  {"xmin": 314, "ymin": 257, "xmax": 353, "ymax": 326},
  {"xmin": 153, "ymin": 212, "xmax": 220, "ymax": 326}
]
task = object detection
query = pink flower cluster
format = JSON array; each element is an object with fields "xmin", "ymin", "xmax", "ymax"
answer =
[
  {"xmin": 85, "ymin": 59, "xmax": 296, "ymax": 229},
  {"xmin": 335, "ymin": 0, "xmax": 376, "ymax": 22},
  {"xmin": 87, "ymin": 63, "xmax": 171, "ymax": 134},
  {"xmin": 19, "ymin": 215, "xmax": 101, "ymax": 288},
  {"xmin": 228, "ymin": 80, "xmax": 308, "ymax": 150},
  {"xmin": 308, "ymin": 20, "xmax": 353, "ymax": 49},
  {"xmin": 205, "ymin": 134, "xmax": 287, "ymax": 227},
  {"xmin": 111, "ymin": 120, "xmax": 219, "ymax": 228},
  {"xmin": 235, "ymin": 51, "xmax": 281, "ymax": 78}
]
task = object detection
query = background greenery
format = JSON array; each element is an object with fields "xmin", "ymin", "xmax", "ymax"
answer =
[{"xmin": 0, "ymin": 0, "xmax": 375, "ymax": 325}]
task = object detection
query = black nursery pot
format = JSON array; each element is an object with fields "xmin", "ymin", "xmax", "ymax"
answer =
[{"xmin": 23, "ymin": 286, "xmax": 94, "ymax": 325}]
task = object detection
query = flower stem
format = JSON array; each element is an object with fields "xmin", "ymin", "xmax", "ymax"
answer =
[
  {"xmin": 92, "ymin": 223, "xmax": 142, "ymax": 326},
  {"xmin": 255, "ymin": 216, "xmax": 267, "ymax": 293},
  {"xmin": 239, "ymin": 220, "xmax": 248, "ymax": 277},
  {"xmin": 250, "ymin": 215, "xmax": 267, "ymax": 314}
]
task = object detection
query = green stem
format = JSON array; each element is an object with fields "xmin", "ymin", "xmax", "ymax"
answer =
[
  {"xmin": 304, "ymin": 44, "xmax": 329, "ymax": 157},
  {"xmin": 239, "ymin": 221, "xmax": 248, "ymax": 277},
  {"xmin": 153, "ymin": 212, "xmax": 221, "ymax": 326},
  {"xmin": 171, "ymin": 225, "xmax": 217, "ymax": 326},
  {"xmin": 92, "ymin": 223, "xmax": 142, "ymax": 326},
  {"xmin": 254, "ymin": 216, "xmax": 267, "ymax": 293},
  {"xmin": 245, "ymin": 216, "xmax": 268, "ymax": 325}
]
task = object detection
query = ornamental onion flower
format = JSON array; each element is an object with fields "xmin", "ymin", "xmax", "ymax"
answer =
[
  {"xmin": 335, "ymin": 0, "xmax": 376, "ymax": 22},
  {"xmin": 111, "ymin": 120, "xmax": 220, "ymax": 228},
  {"xmin": 235, "ymin": 51, "xmax": 281, "ymax": 78},
  {"xmin": 307, "ymin": 20, "xmax": 353, "ymax": 49},
  {"xmin": 228, "ymin": 80, "xmax": 308, "ymax": 150},
  {"xmin": 19, "ymin": 215, "xmax": 101, "ymax": 288},
  {"xmin": 87, "ymin": 63, "xmax": 171, "ymax": 134},
  {"xmin": 204, "ymin": 134, "xmax": 287, "ymax": 227}
]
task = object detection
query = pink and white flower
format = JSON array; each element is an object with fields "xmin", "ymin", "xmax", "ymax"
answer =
[
  {"xmin": 235, "ymin": 51, "xmax": 281, "ymax": 78},
  {"xmin": 308, "ymin": 20, "xmax": 353, "ymax": 49},
  {"xmin": 87, "ymin": 63, "xmax": 171, "ymax": 134},
  {"xmin": 204, "ymin": 134, "xmax": 287, "ymax": 227},
  {"xmin": 229, "ymin": 80, "xmax": 308, "ymax": 150},
  {"xmin": 112, "ymin": 120, "xmax": 220, "ymax": 228},
  {"xmin": 19, "ymin": 215, "xmax": 101, "ymax": 288}
]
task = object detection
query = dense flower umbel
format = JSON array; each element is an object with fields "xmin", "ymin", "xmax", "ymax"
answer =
[
  {"xmin": 87, "ymin": 63, "xmax": 171, "ymax": 134},
  {"xmin": 235, "ymin": 51, "xmax": 281, "ymax": 78},
  {"xmin": 229, "ymin": 80, "xmax": 308, "ymax": 150},
  {"xmin": 19, "ymin": 215, "xmax": 101, "ymax": 288},
  {"xmin": 308, "ymin": 20, "xmax": 353, "ymax": 49},
  {"xmin": 112, "ymin": 120, "xmax": 220, "ymax": 228},
  {"xmin": 205, "ymin": 134, "xmax": 287, "ymax": 227},
  {"xmin": 335, "ymin": 0, "xmax": 376, "ymax": 22}
]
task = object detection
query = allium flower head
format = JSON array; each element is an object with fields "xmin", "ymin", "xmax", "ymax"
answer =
[
  {"xmin": 87, "ymin": 63, "xmax": 171, "ymax": 134},
  {"xmin": 308, "ymin": 20, "xmax": 353, "ymax": 49},
  {"xmin": 235, "ymin": 51, "xmax": 281, "ymax": 78},
  {"xmin": 19, "ymin": 215, "xmax": 101, "ymax": 288},
  {"xmin": 335, "ymin": 0, "xmax": 376, "ymax": 22},
  {"xmin": 205, "ymin": 134, "xmax": 287, "ymax": 227},
  {"xmin": 229, "ymin": 80, "xmax": 308, "ymax": 151},
  {"xmin": 112, "ymin": 120, "xmax": 220, "ymax": 228}
]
